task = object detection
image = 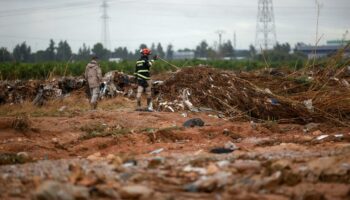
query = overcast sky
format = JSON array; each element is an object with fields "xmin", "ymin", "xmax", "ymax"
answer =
[{"xmin": 0, "ymin": 0, "xmax": 349, "ymax": 53}]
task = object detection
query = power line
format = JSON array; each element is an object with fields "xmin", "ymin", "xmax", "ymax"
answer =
[{"xmin": 0, "ymin": 1, "xmax": 99, "ymax": 18}]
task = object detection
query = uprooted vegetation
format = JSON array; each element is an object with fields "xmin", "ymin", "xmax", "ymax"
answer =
[
  {"xmin": 0, "ymin": 64, "xmax": 349, "ymax": 127},
  {"xmin": 154, "ymin": 65, "xmax": 350, "ymax": 126}
]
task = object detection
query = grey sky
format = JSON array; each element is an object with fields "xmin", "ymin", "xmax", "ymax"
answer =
[{"xmin": 0, "ymin": 0, "xmax": 349, "ymax": 53}]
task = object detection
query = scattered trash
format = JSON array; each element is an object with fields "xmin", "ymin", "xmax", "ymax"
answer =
[
  {"xmin": 58, "ymin": 106, "xmax": 67, "ymax": 112},
  {"xmin": 316, "ymin": 135, "xmax": 329, "ymax": 140},
  {"xmin": 194, "ymin": 149, "xmax": 203, "ymax": 155},
  {"xmin": 250, "ymin": 121, "xmax": 257, "ymax": 130},
  {"xmin": 122, "ymin": 160, "xmax": 138, "ymax": 168},
  {"xmin": 224, "ymin": 141, "xmax": 239, "ymax": 150},
  {"xmin": 264, "ymin": 88, "xmax": 273, "ymax": 94},
  {"xmin": 303, "ymin": 99, "xmax": 314, "ymax": 113},
  {"xmin": 149, "ymin": 148, "xmax": 164, "ymax": 155},
  {"xmin": 341, "ymin": 79, "xmax": 350, "ymax": 88},
  {"xmin": 183, "ymin": 118, "xmax": 205, "ymax": 128},
  {"xmin": 209, "ymin": 147, "xmax": 234, "ymax": 154},
  {"xmin": 268, "ymin": 98, "xmax": 279, "ymax": 105}
]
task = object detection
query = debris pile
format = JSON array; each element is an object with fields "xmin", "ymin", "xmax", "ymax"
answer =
[
  {"xmin": 154, "ymin": 66, "xmax": 350, "ymax": 125},
  {"xmin": 0, "ymin": 77, "xmax": 85, "ymax": 105},
  {"xmin": 100, "ymin": 70, "xmax": 136, "ymax": 98}
]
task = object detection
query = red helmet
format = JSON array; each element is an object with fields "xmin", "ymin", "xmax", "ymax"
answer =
[{"xmin": 140, "ymin": 48, "xmax": 152, "ymax": 55}]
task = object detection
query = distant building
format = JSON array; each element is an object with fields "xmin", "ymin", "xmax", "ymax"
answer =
[
  {"xmin": 109, "ymin": 57, "xmax": 122, "ymax": 63},
  {"xmin": 296, "ymin": 40, "xmax": 350, "ymax": 59},
  {"xmin": 173, "ymin": 51, "xmax": 195, "ymax": 60}
]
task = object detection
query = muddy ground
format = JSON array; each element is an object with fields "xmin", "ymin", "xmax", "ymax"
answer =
[{"xmin": 0, "ymin": 93, "xmax": 349, "ymax": 200}]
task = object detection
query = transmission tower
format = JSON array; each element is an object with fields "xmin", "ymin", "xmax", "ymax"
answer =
[
  {"xmin": 101, "ymin": 0, "xmax": 110, "ymax": 50},
  {"xmin": 255, "ymin": 0, "xmax": 277, "ymax": 50},
  {"xmin": 215, "ymin": 30, "xmax": 225, "ymax": 51},
  {"xmin": 233, "ymin": 31, "xmax": 237, "ymax": 49}
]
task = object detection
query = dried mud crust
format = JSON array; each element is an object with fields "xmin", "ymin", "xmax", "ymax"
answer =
[{"xmin": 0, "ymin": 108, "xmax": 350, "ymax": 200}]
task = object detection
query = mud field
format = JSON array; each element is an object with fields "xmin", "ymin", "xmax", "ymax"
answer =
[{"xmin": 0, "ymin": 66, "xmax": 349, "ymax": 200}]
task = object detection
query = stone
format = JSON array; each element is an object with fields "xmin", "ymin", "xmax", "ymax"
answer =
[
  {"xmin": 184, "ymin": 172, "xmax": 231, "ymax": 193},
  {"xmin": 93, "ymin": 185, "xmax": 120, "ymax": 199},
  {"xmin": 206, "ymin": 163, "xmax": 219, "ymax": 175},
  {"xmin": 107, "ymin": 154, "xmax": 123, "ymax": 167},
  {"xmin": 32, "ymin": 180, "xmax": 89, "ymax": 200},
  {"xmin": 17, "ymin": 152, "xmax": 29, "ymax": 160},
  {"xmin": 223, "ymin": 130, "xmax": 242, "ymax": 140},
  {"xmin": 216, "ymin": 160, "xmax": 230, "ymax": 168},
  {"xmin": 183, "ymin": 118, "xmax": 205, "ymax": 128},
  {"xmin": 311, "ymin": 130, "xmax": 323, "ymax": 136},
  {"xmin": 120, "ymin": 185, "xmax": 153, "ymax": 199},
  {"xmin": 256, "ymin": 171, "xmax": 282, "ymax": 189},
  {"xmin": 87, "ymin": 152, "xmax": 102, "ymax": 161},
  {"xmin": 232, "ymin": 160, "xmax": 262, "ymax": 172},
  {"xmin": 51, "ymin": 138, "xmax": 59, "ymax": 144},
  {"xmin": 300, "ymin": 190, "xmax": 326, "ymax": 200},
  {"xmin": 271, "ymin": 159, "xmax": 292, "ymax": 171},
  {"xmin": 148, "ymin": 157, "xmax": 164, "ymax": 169},
  {"xmin": 304, "ymin": 123, "xmax": 320, "ymax": 132},
  {"xmin": 224, "ymin": 141, "xmax": 239, "ymax": 150}
]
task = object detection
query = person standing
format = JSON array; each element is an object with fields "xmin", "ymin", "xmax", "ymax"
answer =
[
  {"xmin": 134, "ymin": 48, "xmax": 157, "ymax": 111},
  {"xmin": 85, "ymin": 55, "xmax": 102, "ymax": 109}
]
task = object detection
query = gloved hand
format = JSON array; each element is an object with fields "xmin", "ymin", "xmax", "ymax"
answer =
[{"xmin": 153, "ymin": 55, "xmax": 158, "ymax": 60}]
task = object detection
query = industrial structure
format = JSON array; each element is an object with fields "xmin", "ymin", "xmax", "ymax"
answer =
[
  {"xmin": 101, "ymin": 0, "xmax": 110, "ymax": 50},
  {"xmin": 255, "ymin": 0, "xmax": 277, "ymax": 50},
  {"xmin": 296, "ymin": 40, "xmax": 350, "ymax": 59}
]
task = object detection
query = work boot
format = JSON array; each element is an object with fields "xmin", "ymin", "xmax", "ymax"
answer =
[
  {"xmin": 147, "ymin": 98, "xmax": 153, "ymax": 112},
  {"xmin": 91, "ymin": 102, "xmax": 97, "ymax": 110},
  {"xmin": 136, "ymin": 98, "xmax": 142, "ymax": 111}
]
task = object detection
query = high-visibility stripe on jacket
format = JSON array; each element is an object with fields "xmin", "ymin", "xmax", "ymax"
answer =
[{"xmin": 134, "ymin": 57, "xmax": 154, "ymax": 80}]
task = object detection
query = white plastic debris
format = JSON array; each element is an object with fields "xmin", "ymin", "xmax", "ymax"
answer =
[
  {"xmin": 250, "ymin": 121, "xmax": 257, "ymax": 130},
  {"xmin": 150, "ymin": 148, "xmax": 164, "ymax": 155},
  {"xmin": 341, "ymin": 79, "xmax": 350, "ymax": 88},
  {"xmin": 303, "ymin": 99, "xmax": 314, "ymax": 112},
  {"xmin": 224, "ymin": 141, "xmax": 239, "ymax": 150},
  {"xmin": 335, "ymin": 134, "xmax": 343, "ymax": 138},
  {"xmin": 165, "ymin": 106, "xmax": 175, "ymax": 112},
  {"xmin": 316, "ymin": 135, "xmax": 329, "ymax": 140},
  {"xmin": 264, "ymin": 88, "xmax": 273, "ymax": 94},
  {"xmin": 216, "ymin": 160, "xmax": 230, "ymax": 168},
  {"xmin": 58, "ymin": 106, "xmax": 67, "ymax": 112}
]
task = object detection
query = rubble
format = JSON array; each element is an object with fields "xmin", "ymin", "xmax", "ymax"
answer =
[
  {"xmin": 120, "ymin": 185, "xmax": 153, "ymax": 199},
  {"xmin": 32, "ymin": 180, "xmax": 90, "ymax": 200}
]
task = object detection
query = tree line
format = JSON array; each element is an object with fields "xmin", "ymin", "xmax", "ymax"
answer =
[{"xmin": 0, "ymin": 39, "xmax": 306, "ymax": 63}]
